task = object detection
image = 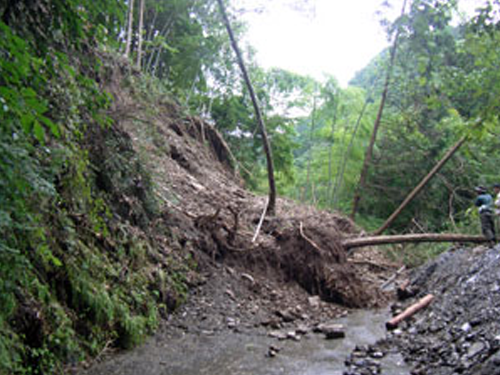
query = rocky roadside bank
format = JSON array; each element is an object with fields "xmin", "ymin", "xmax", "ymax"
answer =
[{"xmin": 344, "ymin": 244, "xmax": 500, "ymax": 375}]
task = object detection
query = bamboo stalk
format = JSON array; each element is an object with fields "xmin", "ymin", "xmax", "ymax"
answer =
[{"xmin": 351, "ymin": 0, "xmax": 408, "ymax": 220}]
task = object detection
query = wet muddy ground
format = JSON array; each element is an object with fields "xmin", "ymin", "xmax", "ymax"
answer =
[
  {"xmin": 73, "ymin": 255, "xmax": 409, "ymax": 375},
  {"xmin": 79, "ymin": 309, "xmax": 409, "ymax": 375},
  {"xmin": 73, "ymin": 79, "xmax": 410, "ymax": 375}
]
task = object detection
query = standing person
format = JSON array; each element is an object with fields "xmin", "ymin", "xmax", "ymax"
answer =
[
  {"xmin": 474, "ymin": 186, "xmax": 496, "ymax": 245},
  {"xmin": 494, "ymin": 183, "xmax": 500, "ymax": 227}
]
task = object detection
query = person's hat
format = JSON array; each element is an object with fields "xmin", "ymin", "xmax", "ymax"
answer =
[
  {"xmin": 494, "ymin": 183, "xmax": 500, "ymax": 189},
  {"xmin": 475, "ymin": 186, "xmax": 487, "ymax": 193}
]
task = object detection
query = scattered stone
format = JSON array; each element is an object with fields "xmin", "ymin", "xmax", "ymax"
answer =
[
  {"xmin": 370, "ymin": 351, "xmax": 385, "ymax": 359},
  {"xmin": 269, "ymin": 290, "xmax": 279, "ymax": 300},
  {"xmin": 286, "ymin": 331, "xmax": 301, "ymax": 341},
  {"xmin": 391, "ymin": 329, "xmax": 403, "ymax": 336},
  {"xmin": 308, "ymin": 296, "xmax": 321, "ymax": 309},
  {"xmin": 241, "ymin": 273, "xmax": 255, "ymax": 284},
  {"xmin": 355, "ymin": 246, "xmax": 500, "ymax": 375},
  {"xmin": 314, "ymin": 323, "xmax": 345, "ymax": 339},
  {"xmin": 225, "ymin": 289, "xmax": 236, "ymax": 300},
  {"xmin": 467, "ymin": 341, "xmax": 485, "ymax": 358},
  {"xmin": 296, "ymin": 324, "xmax": 310, "ymax": 335},
  {"xmin": 267, "ymin": 345, "xmax": 281, "ymax": 358},
  {"xmin": 268, "ymin": 331, "xmax": 287, "ymax": 340},
  {"xmin": 227, "ymin": 317, "xmax": 237, "ymax": 329},
  {"xmin": 478, "ymin": 351, "xmax": 500, "ymax": 375},
  {"xmin": 493, "ymin": 335, "xmax": 500, "ymax": 347},
  {"xmin": 461, "ymin": 322, "xmax": 471, "ymax": 332},
  {"xmin": 261, "ymin": 318, "xmax": 281, "ymax": 329},
  {"xmin": 276, "ymin": 308, "xmax": 297, "ymax": 323}
]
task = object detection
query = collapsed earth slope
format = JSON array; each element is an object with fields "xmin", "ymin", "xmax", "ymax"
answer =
[
  {"xmin": 74, "ymin": 56, "xmax": 398, "ymax": 374},
  {"xmin": 2, "ymin": 45, "xmax": 397, "ymax": 373},
  {"xmin": 104, "ymin": 58, "xmax": 389, "ymax": 312}
]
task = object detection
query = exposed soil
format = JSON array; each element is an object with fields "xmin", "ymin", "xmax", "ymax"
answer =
[
  {"xmin": 105, "ymin": 62, "xmax": 395, "ymax": 312},
  {"xmin": 71, "ymin": 62, "xmax": 402, "ymax": 373}
]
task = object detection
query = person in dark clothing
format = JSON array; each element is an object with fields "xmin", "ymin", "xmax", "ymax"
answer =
[{"xmin": 474, "ymin": 186, "xmax": 496, "ymax": 244}]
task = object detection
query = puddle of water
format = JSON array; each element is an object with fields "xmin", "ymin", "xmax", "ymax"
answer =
[{"xmin": 82, "ymin": 309, "xmax": 410, "ymax": 375}]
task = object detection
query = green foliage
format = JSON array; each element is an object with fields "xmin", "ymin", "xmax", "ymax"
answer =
[
  {"xmin": 209, "ymin": 67, "xmax": 301, "ymax": 193},
  {"xmin": 291, "ymin": 80, "xmax": 377, "ymax": 213},
  {"xmin": 2, "ymin": 0, "xmax": 500, "ymax": 371},
  {"xmin": 341, "ymin": 0, "xmax": 500, "ymax": 233},
  {"xmin": 0, "ymin": 1, "xmax": 191, "ymax": 371}
]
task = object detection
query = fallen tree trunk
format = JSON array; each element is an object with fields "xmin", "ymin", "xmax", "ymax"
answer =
[
  {"xmin": 343, "ymin": 233, "xmax": 488, "ymax": 250},
  {"xmin": 386, "ymin": 294, "xmax": 434, "ymax": 330},
  {"xmin": 373, "ymin": 135, "xmax": 468, "ymax": 235}
]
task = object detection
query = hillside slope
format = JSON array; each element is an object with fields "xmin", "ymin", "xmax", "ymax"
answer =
[
  {"xmin": 1, "ymin": 48, "xmax": 396, "ymax": 374},
  {"xmin": 69, "ymin": 56, "xmax": 400, "ymax": 374},
  {"xmin": 105, "ymin": 56, "xmax": 394, "ymax": 306}
]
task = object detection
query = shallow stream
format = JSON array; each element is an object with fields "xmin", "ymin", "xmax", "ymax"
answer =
[{"xmin": 82, "ymin": 309, "xmax": 410, "ymax": 375}]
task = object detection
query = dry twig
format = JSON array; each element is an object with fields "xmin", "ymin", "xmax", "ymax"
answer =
[
  {"xmin": 299, "ymin": 222, "xmax": 324, "ymax": 253},
  {"xmin": 252, "ymin": 199, "xmax": 269, "ymax": 243}
]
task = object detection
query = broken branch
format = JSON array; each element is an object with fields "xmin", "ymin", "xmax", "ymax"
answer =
[
  {"xmin": 252, "ymin": 199, "xmax": 269, "ymax": 243},
  {"xmin": 381, "ymin": 265, "xmax": 406, "ymax": 290},
  {"xmin": 299, "ymin": 222, "xmax": 324, "ymax": 253},
  {"xmin": 386, "ymin": 294, "xmax": 434, "ymax": 330}
]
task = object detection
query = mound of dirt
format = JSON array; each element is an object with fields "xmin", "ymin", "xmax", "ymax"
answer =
[
  {"xmin": 71, "ymin": 56, "xmax": 402, "ymax": 375},
  {"xmin": 344, "ymin": 244, "xmax": 500, "ymax": 375},
  {"xmin": 102, "ymin": 60, "xmax": 392, "ymax": 314},
  {"xmin": 257, "ymin": 218, "xmax": 380, "ymax": 308}
]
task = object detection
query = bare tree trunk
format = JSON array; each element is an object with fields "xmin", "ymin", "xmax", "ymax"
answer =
[
  {"xmin": 304, "ymin": 94, "xmax": 317, "ymax": 202},
  {"xmin": 373, "ymin": 135, "xmax": 468, "ymax": 235},
  {"xmin": 326, "ymin": 95, "xmax": 340, "ymax": 207},
  {"xmin": 124, "ymin": 0, "xmax": 135, "ymax": 58},
  {"xmin": 136, "ymin": 0, "xmax": 145, "ymax": 69},
  {"xmin": 332, "ymin": 96, "xmax": 370, "ymax": 208},
  {"xmin": 351, "ymin": 0, "xmax": 408, "ymax": 220},
  {"xmin": 342, "ymin": 232, "xmax": 487, "ymax": 250},
  {"xmin": 217, "ymin": 0, "xmax": 277, "ymax": 216}
]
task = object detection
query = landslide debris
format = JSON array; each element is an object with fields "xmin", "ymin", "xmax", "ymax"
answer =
[
  {"xmin": 104, "ymin": 58, "xmax": 391, "ymax": 313},
  {"xmin": 344, "ymin": 244, "xmax": 500, "ymax": 375},
  {"xmin": 68, "ymin": 58, "xmax": 400, "ymax": 373}
]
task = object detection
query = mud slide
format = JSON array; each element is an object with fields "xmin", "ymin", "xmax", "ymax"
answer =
[{"xmin": 70, "ymin": 64, "xmax": 404, "ymax": 375}]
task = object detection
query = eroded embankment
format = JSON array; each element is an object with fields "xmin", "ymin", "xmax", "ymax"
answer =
[
  {"xmin": 69, "ymin": 59, "xmax": 400, "ymax": 373},
  {"xmin": 104, "ymin": 58, "xmax": 392, "ymax": 312}
]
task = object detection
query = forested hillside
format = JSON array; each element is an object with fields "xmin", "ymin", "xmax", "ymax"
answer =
[{"xmin": 1, "ymin": 0, "xmax": 500, "ymax": 374}]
